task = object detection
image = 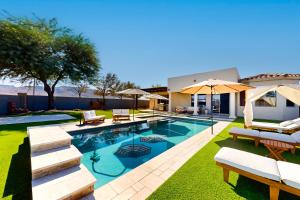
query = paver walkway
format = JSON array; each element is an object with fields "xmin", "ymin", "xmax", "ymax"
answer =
[
  {"xmin": 0, "ymin": 114, "xmax": 75, "ymax": 125},
  {"xmin": 83, "ymin": 120, "xmax": 230, "ymax": 200}
]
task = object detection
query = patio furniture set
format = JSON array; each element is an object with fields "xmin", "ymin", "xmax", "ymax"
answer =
[{"xmin": 215, "ymin": 117, "xmax": 300, "ymax": 200}]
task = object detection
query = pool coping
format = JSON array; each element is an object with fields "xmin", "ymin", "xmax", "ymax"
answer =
[{"xmin": 82, "ymin": 119, "xmax": 231, "ymax": 200}]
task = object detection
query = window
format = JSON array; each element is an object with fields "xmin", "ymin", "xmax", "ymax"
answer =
[
  {"xmin": 191, "ymin": 94, "xmax": 206, "ymax": 107},
  {"xmin": 255, "ymin": 91, "xmax": 277, "ymax": 107},
  {"xmin": 286, "ymin": 99, "xmax": 295, "ymax": 107},
  {"xmin": 240, "ymin": 91, "xmax": 245, "ymax": 106}
]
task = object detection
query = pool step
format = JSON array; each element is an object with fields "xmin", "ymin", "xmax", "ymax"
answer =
[
  {"xmin": 32, "ymin": 164, "xmax": 96, "ymax": 200},
  {"xmin": 28, "ymin": 126, "xmax": 72, "ymax": 153},
  {"xmin": 31, "ymin": 145, "xmax": 82, "ymax": 180}
]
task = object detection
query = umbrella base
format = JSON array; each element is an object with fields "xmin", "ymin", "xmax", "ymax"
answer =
[{"xmin": 115, "ymin": 144, "xmax": 151, "ymax": 157}]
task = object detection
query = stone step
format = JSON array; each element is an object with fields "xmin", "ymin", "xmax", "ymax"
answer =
[
  {"xmin": 32, "ymin": 164, "xmax": 96, "ymax": 200},
  {"xmin": 28, "ymin": 126, "xmax": 72, "ymax": 152},
  {"xmin": 31, "ymin": 145, "xmax": 82, "ymax": 180}
]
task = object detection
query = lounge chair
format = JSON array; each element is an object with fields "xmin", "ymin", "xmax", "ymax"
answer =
[
  {"xmin": 175, "ymin": 106, "xmax": 187, "ymax": 113},
  {"xmin": 215, "ymin": 147, "xmax": 300, "ymax": 200},
  {"xmin": 83, "ymin": 110, "xmax": 105, "ymax": 124},
  {"xmin": 249, "ymin": 118, "xmax": 300, "ymax": 134},
  {"xmin": 112, "ymin": 109, "xmax": 130, "ymax": 122},
  {"xmin": 229, "ymin": 127, "xmax": 300, "ymax": 152}
]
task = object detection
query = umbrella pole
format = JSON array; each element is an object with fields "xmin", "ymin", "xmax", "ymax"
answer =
[{"xmin": 211, "ymin": 86, "xmax": 213, "ymax": 135}]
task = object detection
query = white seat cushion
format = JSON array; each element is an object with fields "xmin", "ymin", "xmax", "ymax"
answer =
[
  {"xmin": 291, "ymin": 131, "xmax": 300, "ymax": 143},
  {"xmin": 280, "ymin": 120, "xmax": 293, "ymax": 127},
  {"xmin": 292, "ymin": 118, "xmax": 300, "ymax": 124},
  {"xmin": 229, "ymin": 127, "xmax": 260, "ymax": 137},
  {"xmin": 252, "ymin": 121, "xmax": 281, "ymax": 129},
  {"xmin": 113, "ymin": 109, "xmax": 122, "ymax": 115},
  {"xmin": 89, "ymin": 110, "xmax": 96, "ymax": 117},
  {"xmin": 283, "ymin": 123, "xmax": 300, "ymax": 131},
  {"xmin": 260, "ymin": 132, "xmax": 296, "ymax": 144},
  {"xmin": 214, "ymin": 147, "xmax": 281, "ymax": 181},
  {"xmin": 83, "ymin": 111, "xmax": 91, "ymax": 120},
  {"xmin": 277, "ymin": 161, "xmax": 300, "ymax": 190}
]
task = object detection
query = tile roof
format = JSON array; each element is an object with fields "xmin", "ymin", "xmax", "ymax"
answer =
[{"xmin": 240, "ymin": 73, "xmax": 300, "ymax": 82}]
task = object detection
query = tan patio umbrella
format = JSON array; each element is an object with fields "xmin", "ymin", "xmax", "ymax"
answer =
[
  {"xmin": 116, "ymin": 88, "xmax": 150, "ymax": 121},
  {"xmin": 143, "ymin": 94, "xmax": 168, "ymax": 117},
  {"xmin": 181, "ymin": 79, "xmax": 254, "ymax": 134}
]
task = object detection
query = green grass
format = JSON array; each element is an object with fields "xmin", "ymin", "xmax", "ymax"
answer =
[
  {"xmin": 0, "ymin": 109, "xmax": 141, "ymax": 200},
  {"xmin": 148, "ymin": 118, "xmax": 300, "ymax": 200}
]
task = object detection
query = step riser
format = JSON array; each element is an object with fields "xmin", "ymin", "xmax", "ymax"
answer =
[
  {"xmin": 62, "ymin": 184, "xmax": 94, "ymax": 200},
  {"xmin": 31, "ymin": 139, "xmax": 71, "ymax": 153},
  {"xmin": 32, "ymin": 158, "xmax": 80, "ymax": 180}
]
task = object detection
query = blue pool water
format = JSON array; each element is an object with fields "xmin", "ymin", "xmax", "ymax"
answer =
[{"xmin": 72, "ymin": 118, "xmax": 211, "ymax": 188}]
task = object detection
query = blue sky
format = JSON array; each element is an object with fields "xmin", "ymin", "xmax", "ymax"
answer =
[{"xmin": 1, "ymin": 0, "xmax": 300, "ymax": 87}]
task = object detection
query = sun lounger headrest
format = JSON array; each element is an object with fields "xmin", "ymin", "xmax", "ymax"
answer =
[
  {"xmin": 277, "ymin": 161, "xmax": 300, "ymax": 190},
  {"xmin": 83, "ymin": 111, "xmax": 91, "ymax": 120},
  {"xmin": 280, "ymin": 120, "xmax": 293, "ymax": 127}
]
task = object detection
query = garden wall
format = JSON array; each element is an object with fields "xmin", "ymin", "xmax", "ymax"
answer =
[{"xmin": 0, "ymin": 94, "xmax": 149, "ymax": 115}]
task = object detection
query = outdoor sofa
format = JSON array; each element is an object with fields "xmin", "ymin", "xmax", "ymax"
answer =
[
  {"xmin": 83, "ymin": 110, "xmax": 105, "ymax": 124},
  {"xmin": 112, "ymin": 109, "xmax": 130, "ymax": 121},
  {"xmin": 249, "ymin": 118, "xmax": 300, "ymax": 134},
  {"xmin": 229, "ymin": 127, "xmax": 300, "ymax": 153},
  {"xmin": 215, "ymin": 147, "xmax": 300, "ymax": 200}
]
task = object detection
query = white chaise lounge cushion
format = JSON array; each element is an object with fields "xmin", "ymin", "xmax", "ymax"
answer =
[
  {"xmin": 83, "ymin": 111, "xmax": 92, "ymax": 120},
  {"xmin": 291, "ymin": 131, "xmax": 300, "ymax": 143},
  {"xmin": 280, "ymin": 120, "xmax": 293, "ymax": 127},
  {"xmin": 229, "ymin": 127, "xmax": 260, "ymax": 137},
  {"xmin": 259, "ymin": 131, "xmax": 296, "ymax": 144},
  {"xmin": 214, "ymin": 147, "xmax": 281, "ymax": 181},
  {"xmin": 277, "ymin": 161, "xmax": 300, "ymax": 190},
  {"xmin": 251, "ymin": 121, "xmax": 281, "ymax": 129}
]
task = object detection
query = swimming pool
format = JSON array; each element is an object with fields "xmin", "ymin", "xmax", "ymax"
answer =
[{"xmin": 72, "ymin": 117, "xmax": 212, "ymax": 188}]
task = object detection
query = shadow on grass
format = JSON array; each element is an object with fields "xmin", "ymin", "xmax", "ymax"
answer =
[{"xmin": 3, "ymin": 137, "xmax": 31, "ymax": 200}]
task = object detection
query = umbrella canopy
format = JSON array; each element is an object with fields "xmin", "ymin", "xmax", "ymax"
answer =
[
  {"xmin": 144, "ymin": 93, "xmax": 168, "ymax": 100},
  {"xmin": 181, "ymin": 79, "xmax": 254, "ymax": 134},
  {"xmin": 181, "ymin": 79, "xmax": 254, "ymax": 94},
  {"xmin": 116, "ymin": 88, "xmax": 150, "ymax": 95}
]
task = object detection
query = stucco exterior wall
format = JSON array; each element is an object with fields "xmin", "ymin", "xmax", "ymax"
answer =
[
  {"xmin": 237, "ymin": 79, "xmax": 300, "ymax": 121},
  {"xmin": 168, "ymin": 67, "xmax": 240, "ymax": 92},
  {"xmin": 170, "ymin": 92, "xmax": 191, "ymax": 111}
]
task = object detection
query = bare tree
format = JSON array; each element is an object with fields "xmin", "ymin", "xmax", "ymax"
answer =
[
  {"xmin": 94, "ymin": 73, "xmax": 120, "ymax": 106},
  {"xmin": 73, "ymin": 82, "xmax": 88, "ymax": 98}
]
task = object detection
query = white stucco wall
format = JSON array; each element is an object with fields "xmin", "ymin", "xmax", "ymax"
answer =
[
  {"xmin": 237, "ymin": 79, "xmax": 300, "ymax": 121},
  {"xmin": 168, "ymin": 67, "xmax": 240, "ymax": 92}
]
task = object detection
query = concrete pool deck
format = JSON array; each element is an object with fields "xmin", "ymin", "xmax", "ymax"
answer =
[{"xmin": 82, "ymin": 120, "xmax": 230, "ymax": 200}]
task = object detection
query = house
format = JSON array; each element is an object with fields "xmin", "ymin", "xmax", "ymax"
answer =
[{"xmin": 168, "ymin": 67, "xmax": 300, "ymax": 121}]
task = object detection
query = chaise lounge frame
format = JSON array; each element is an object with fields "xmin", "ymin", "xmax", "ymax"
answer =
[
  {"xmin": 230, "ymin": 130, "xmax": 298, "ymax": 154},
  {"xmin": 216, "ymin": 161, "xmax": 300, "ymax": 200}
]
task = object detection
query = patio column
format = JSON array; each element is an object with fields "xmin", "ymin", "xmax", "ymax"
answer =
[
  {"xmin": 168, "ymin": 92, "xmax": 172, "ymax": 112},
  {"xmin": 229, "ymin": 92, "xmax": 236, "ymax": 119},
  {"xmin": 193, "ymin": 94, "xmax": 198, "ymax": 115}
]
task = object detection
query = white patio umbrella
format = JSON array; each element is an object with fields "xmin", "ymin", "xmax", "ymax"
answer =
[
  {"xmin": 143, "ymin": 94, "xmax": 168, "ymax": 116},
  {"xmin": 181, "ymin": 79, "xmax": 254, "ymax": 134},
  {"xmin": 116, "ymin": 89, "xmax": 150, "ymax": 121}
]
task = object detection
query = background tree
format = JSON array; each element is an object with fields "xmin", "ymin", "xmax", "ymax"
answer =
[
  {"xmin": 0, "ymin": 16, "xmax": 100, "ymax": 109},
  {"xmin": 73, "ymin": 82, "xmax": 88, "ymax": 98},
  {"xmin": 94, "ymin": 73, "xmax": 120, "ymax": 106}
]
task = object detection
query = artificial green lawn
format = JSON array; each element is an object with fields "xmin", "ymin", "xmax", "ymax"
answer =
[
  {"xmin": 0, "ymin": 109, "xmax": 141, "ymax": 200},
  {"xmin": 148, "ymin": 118, "xmax": 300, "ymax": 200}
]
